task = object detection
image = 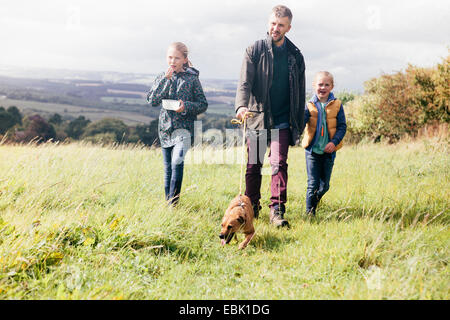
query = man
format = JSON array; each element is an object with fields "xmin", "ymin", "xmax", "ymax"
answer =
[{"xmin": 235, "ymin": 5, "xmax": 306, "ymax": 228}]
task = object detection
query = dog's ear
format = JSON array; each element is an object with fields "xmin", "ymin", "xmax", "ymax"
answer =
[{"xmin": 237, "ymin": 216, "xmax": 245, "ymax": 224}]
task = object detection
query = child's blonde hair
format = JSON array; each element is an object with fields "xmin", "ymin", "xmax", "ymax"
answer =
[
  {"xmin": 313, "ymin": 71, "xmax": 334, "ymax": 85},
  {"xmin": 169, "ymin": 42, "xmax": 193, "ymax": 69}
]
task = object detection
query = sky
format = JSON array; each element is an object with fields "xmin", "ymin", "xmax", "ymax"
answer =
[{"xmin": 1, "ymin": 0, "xmax": 449, "ymax": 91}]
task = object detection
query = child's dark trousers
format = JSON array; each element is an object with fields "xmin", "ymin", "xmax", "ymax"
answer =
[{"xmin": 305, "ymin": 151, "xmax": 335, "ymax": 213}]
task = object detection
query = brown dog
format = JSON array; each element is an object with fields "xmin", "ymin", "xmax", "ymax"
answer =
[{"xmin": 219, "ymin": 195, "xmax": 255, "ymax": 250}]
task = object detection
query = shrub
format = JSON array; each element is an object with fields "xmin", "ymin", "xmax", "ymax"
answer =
[
  {"xmin": 0, "ymin": 106, "xmax": 22, "ymax": 135},
  {"xmin": 345, "ymin": 54, "xmax": 449, "ymax": 143},
  {"xmin": 135, "ymin": 119, "xmax": 159, "ymax": 146},
  {"xmin": 82, "ymin": 118, "xmax": 129, "ymax": 142},
  {"xmin": 15, "ymin": 114, "xmax": 56, "ymax": 143},
  {"xmin": 412, "ymin": 55, "xmax": 450, "ymax": 124},
  {"xmin": 65, "ymin": 116, "xmax": 91, "ymax": 140},
  {"xmin": 345, "ymin": 94, "xmax": 382, "ymax": 143},
  {"xmin": 336, "ymin": 91, "xmax": 356, "ymax": 105},
  {"xmin": 82, "ymin": 132, "xmax": 117, "ymax": 144}
]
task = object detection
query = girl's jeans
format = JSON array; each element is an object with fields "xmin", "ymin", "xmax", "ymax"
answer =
[
  {"xmin": 305, "ymin": 151, "xmax": 335, "ymax": 213},
  {"xmin": 162, "ymin": 141, "xmax": 189, "ymax": 205}
]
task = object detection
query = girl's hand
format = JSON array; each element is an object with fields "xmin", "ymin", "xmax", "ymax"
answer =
[
  {"xmin": 324, "ymin": 142, "xmax": 336, "ymax": 153},
  {"xmin": 175, "ymin": 100, "xmax": 185, "ymax": 113},
  {"xmin": 165, "ymin": 66, "xmax": 175, "ymax": 79}
]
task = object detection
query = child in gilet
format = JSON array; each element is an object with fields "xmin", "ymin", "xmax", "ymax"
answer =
[{"xmin": 302, "ymin": 71, "xmax": 347, "ymax": 216}]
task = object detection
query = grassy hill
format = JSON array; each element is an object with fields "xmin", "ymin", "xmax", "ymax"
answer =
[{"xmin": 0, "ymin": 138, "xmax": 448, "ymax": 299}]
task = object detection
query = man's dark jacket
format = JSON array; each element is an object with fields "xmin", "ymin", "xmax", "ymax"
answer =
[{"xmin": 235, "ymin": 34, "xmax": 306, "ymax": 146}]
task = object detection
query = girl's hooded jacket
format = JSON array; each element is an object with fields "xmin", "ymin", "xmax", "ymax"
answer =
[{"xmin": 147, "ymin": 67, "xmax": 208, "ymax": 147}]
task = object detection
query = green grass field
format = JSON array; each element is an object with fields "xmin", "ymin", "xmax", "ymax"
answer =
[{"xmin": 0, "ymin": 138, "xmax": 448, "ymax": 299}]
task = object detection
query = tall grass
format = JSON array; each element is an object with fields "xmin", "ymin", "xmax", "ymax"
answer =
[{"xmin": 0, "ymin": 138, "xmax": 448, "ymax": 299}]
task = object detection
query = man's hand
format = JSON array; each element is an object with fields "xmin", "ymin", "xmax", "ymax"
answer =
[
  {"xmin": 324, "ymin": 142, "xmax": 336, "ymax": 153},
  {"xmin": 236, "ymin": 107, "xmax": 249, "ymax": 121}
]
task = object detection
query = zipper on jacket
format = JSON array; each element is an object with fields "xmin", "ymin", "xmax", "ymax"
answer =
[
  {"xmin": 317, "ymin": 98, "xmax": 336, "ymax": 139},
  {"xmin": 267, "ymin": 41, "xmax": 274, "ymax": 129}
]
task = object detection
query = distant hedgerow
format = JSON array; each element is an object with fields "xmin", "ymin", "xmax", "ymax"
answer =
[{"xmin": 346, "ymin": 54, "xmax": 449, "ymax": 143}]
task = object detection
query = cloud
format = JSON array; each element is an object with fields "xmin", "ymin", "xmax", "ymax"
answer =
[{"xmin": 0, "ymin": 0, "xmax": 448, "ymax": 90}]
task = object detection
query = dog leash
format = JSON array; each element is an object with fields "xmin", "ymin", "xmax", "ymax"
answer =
[{"xmin": 231, "ymin": 112, "xmax": 254, "ymax": 196}]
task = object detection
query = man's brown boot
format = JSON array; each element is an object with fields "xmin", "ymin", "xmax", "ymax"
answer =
[{"xmin": 270, "ymin": 205, "xmax": 289, "ymax": 228}]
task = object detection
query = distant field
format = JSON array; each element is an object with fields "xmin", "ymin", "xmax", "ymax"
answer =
[
  {"xmin": 106, "ymin": 89, "xmax": 146, "ymax": 98},
  {"xmin": 101, "ymin": 97, "xmax": 147, "ymax": 105},
  {"xmin": 0, "ymin": 96, "xmax": 234, "ymax": 123},
  {"xmin": 206, "ymin": 103, "xmax": 234, "ymax": 116},
  {"xmin": 0, "ymin": 98, "xmax": 154, "ymax": 125}
]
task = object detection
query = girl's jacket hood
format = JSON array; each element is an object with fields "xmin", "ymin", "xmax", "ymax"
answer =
[{"xmin": 184, "ymin": 67, "xmax": 200, "ymax": 77}]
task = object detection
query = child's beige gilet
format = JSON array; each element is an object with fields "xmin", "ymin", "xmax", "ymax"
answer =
[{"xmin": 301, "ymin": 99, "xmax": 344, "ymax": 151}]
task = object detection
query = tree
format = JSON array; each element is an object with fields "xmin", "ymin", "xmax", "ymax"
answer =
[
  {"xmin": 66, "ymin": 116, "xmax": 91, "ymax": 139},
  {"xmin": 345, "ymin": 54, "xmax": 449, "ymax": 143},
  {"xmin": 0, "ymin": 106, "xmax": 22, "ymax": 135},
  {"xmin": 0, "ymin": 109, "xmax": 16, "ymax": 135},
  {"xmin": 49, "ymin": 113, "xmax": 63, "ymax": 125},
  {"xmin": 135, "ymin": 119, "xmax": 159, "ymax": 146},
  {"xmin": 336, "ymin": 91, "xmax": 356, "ymax": 105},
  {"xmin": 82, "ymin": 118, "xmax": 129, "ymax": 142},
  {"xmin": 6, "ymin": 106, "xmax": 22, "ymax": 125},
  {"xmin": 15, "ymin": 114, "xmax": 56, "ymax": 143},
  {"xmin": 412, "ymin": 54, "xmax": 450, "ymax": 124}
]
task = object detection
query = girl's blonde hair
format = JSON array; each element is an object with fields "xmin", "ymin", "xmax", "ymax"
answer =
[{"xmin": 169, "ymin": 42, "xmax": 193, "ymax": 69}]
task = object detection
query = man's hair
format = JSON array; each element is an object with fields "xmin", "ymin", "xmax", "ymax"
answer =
[{"xmin": 272, "ymin": 5, "xmax": 293, "ymax": 22}]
